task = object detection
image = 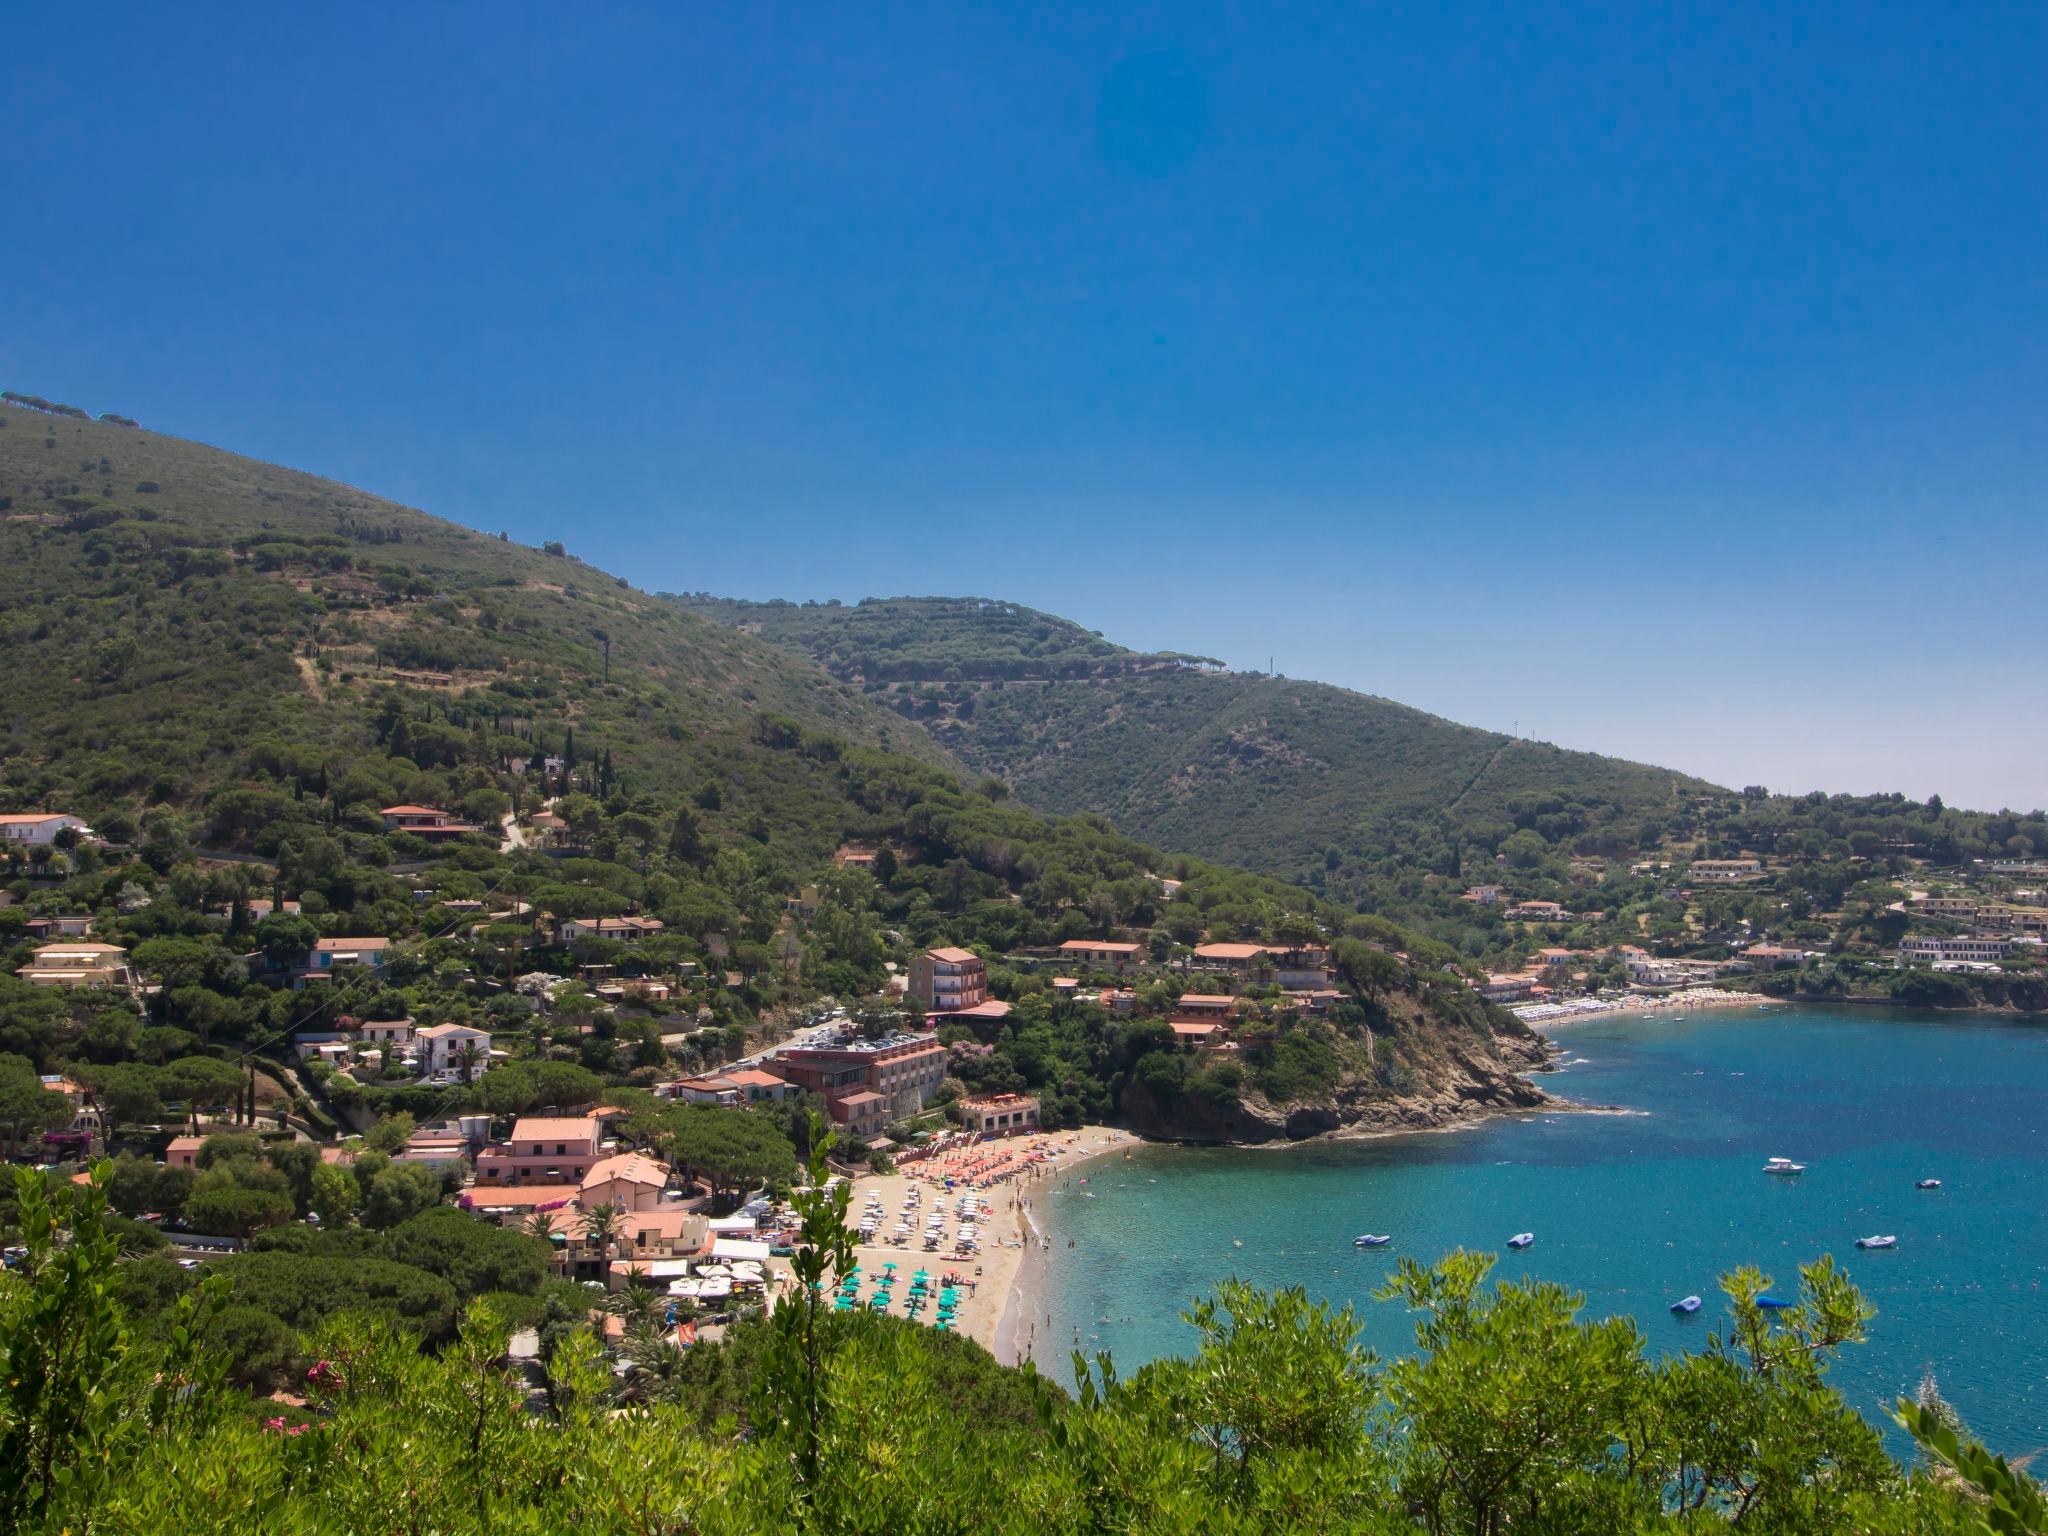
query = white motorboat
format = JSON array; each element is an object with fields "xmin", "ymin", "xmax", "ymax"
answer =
[
  {"xmin": 1507, "ymin": 1232, "xmax": 1535, "ymax": 1250},
  {"xmin": 1762, "ymin": 1157, "xmax": 1806, "ymax": 1176},
  {"xmin": 1855, "ymin": 1234, "xmax": 1898, "ymax": 1250}
]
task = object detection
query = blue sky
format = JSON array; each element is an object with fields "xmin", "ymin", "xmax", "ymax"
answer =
[{"xmin": 4, "ymin": 3, "xmax": 2042, "ymax": 810}]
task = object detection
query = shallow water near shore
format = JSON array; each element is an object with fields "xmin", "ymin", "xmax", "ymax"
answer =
[{"xmin": 1031, "ymin": 1004, "xmax": 2048, "ymax": 1450}]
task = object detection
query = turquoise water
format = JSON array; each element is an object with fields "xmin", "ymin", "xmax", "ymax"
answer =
[{"xmin": 1031, "ymin": 1005, "xmax": 2048, "ymax": 1449}]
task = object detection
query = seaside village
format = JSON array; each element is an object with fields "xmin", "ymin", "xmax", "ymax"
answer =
[
  {"xmin": 1461, "ymin": 854, "xmax": 2048, "ymax": 1023},
  {"xmin": 6, "ymin": 803, "xmax": 2044, "ymax": 1380}
]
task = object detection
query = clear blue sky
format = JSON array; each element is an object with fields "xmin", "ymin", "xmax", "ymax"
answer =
[{"xmin": 5, "ymin": 3, "xmax": 2042, "ymax": 810}]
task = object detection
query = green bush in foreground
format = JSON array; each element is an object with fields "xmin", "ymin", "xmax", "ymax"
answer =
[{"xmin": 0, "ymin": 1161, "xmax": 2025, "ymax": 1534}]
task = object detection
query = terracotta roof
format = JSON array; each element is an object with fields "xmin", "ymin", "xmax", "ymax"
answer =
[
  {"xmin": 462, "ymin": 1184, "xmax": 581, "ymax": 1209},
  {"xmin": 416, "ymin": 1021, "xmax": 487, "ymax": 1039},
  {"xmin": 0, "ymin": 813, "xmax": 78, "ymax": 825},
  {"xmin": 951, "ymin": 1000, "xmax": 1013, "ymax": 1020},
  {"xmin": 836, "ymin": 1090, "xmax": 887, "ymax": 1106},
  {"xmin": 1176, "ymin": 993, "xmax": 1236, "ymax": 1006},
  {"xmin": 315, "ymin": 936, "xmax": 390, "ymax": 952},
  {"xmin": 723, "ymin": 1068, "xmax": 791, "ymax": 1088},
  {"xmin": 1171, "ymin": 1021, "xmax": 1223, "ymax": 1036},
  {"xmin": 926, "ymin": 946, "xmax": 980, "ymax": 964},
  {"xmin": 581, "ymin": 1153, "xmax": 668, "ymax": 1190},
  {"xmin": 380, "ymin": 804, "xmax": 449, "ymax": 816},
  {"xmin": 1060, "ymin": 939, "xmax": 1142, "ymax": 953},
  {"xmin": 1194, "ymin": 943, "xmax": 1267, "ymax": 961},
  {"xmin": 510, "ymin": 1116, "xmax": 599, "ymax": 1141}
]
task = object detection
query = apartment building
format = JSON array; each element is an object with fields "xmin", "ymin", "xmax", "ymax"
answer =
[
  {"xmin": 475, "ymin": 1116, "xmax": 604, "ymax": 1185},
  {"xmin": 908, "ymin": 946, "xmax": 987, "ymax": 1012},
  {"xmin": 1899, "ymin": 935, "xmax": 2013, "ymax": 966},
  {"xmin": 776, "ymin": 1031, "xmax": 948, "ymax": 1130}
]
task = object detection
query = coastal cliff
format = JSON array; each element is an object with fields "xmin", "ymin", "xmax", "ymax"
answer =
[{"xmin": 1117, "ymin": 1008, "xmax": 1558, "ymax": 1145}]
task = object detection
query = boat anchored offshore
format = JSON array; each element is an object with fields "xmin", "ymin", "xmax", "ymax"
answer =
[
  {"xmin": 1671, "ymin": 1296, "xmax": 1703, "ymax": 1314},
  {"xmin": 1352, "ymin": 1234, "xmax": 1393, "ymax": 1248},
  {"xmin": 1507, "ymin": 1232, "xmax": 1535, "ymax": 1250},
  {"xmin": 1856, "ymin": 1235, "xmax": 1898, "ymax": 1250},
  {"xmin": 1917, "ymin": 1179, "xmax": 1942, "ymax": 1190},
  {"xmin": 1755, "ymin": 1294, "xmax": 1794, "ymax": 1309},
  {"xmin": 1762, "ymin": 1157, "xmax": 1806, "ymax": 1176}
]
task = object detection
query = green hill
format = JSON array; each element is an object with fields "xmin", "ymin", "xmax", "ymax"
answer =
[
  {"xmin": 667, "ymin": 595, "xmax": 1716, "ymax": 899},
  {"xmin": 0, "ymin": 407, "xmax": 952, "ymax": 848}
]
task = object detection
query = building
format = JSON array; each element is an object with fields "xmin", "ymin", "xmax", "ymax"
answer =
[
  {"xmin": 555, "ymin": 915, "xmax": 666, "ymax": 943},
  {"xmin": 17, "ymin": 942, "xmax": 134, "ymax": 989},
  {"xmin": 1741, "ymin": 944, "xmax": 1804, "ymax": 972},
  {"xmin": 957, "ymin": 1093, "xmax": 1040, "ymax": 1136},
  {"xmin": 1264, "ymin": 946, "xmax": 1332, "ymax": 988},
  {"xmin": 0, "ymin": 813, "xmax": 92, "ymax": 846},
  {"xmin": 1976, "ymin": 905, "xmax": 2048, "ymax": 938},
  {"xmin": 356, "ymin": 1018, "xmax": 415, "ymax": 1050},
  {"xmin": 24, "ymin": 915, "xmax": 94, "ymax": 939},
  {"xmin": 309, "ymin": 936, "xmax": 391, "ymax": 973},
  {"xmin": 832, "ymin": 1090, "xmax": 890, "ymax": 1142},
  {"xmin": 908, "ymin": 946, "xmax": 987, "ymax": 1012},
  {"xmin": 1504, "ymin": 900, "xmax": 1569, "ymax": 922},
  {"xmin": 580, "ymin": 1152, "xmax": 670, "ymax": 1212},
  {"xmin": 415, "ymin": 1022, "xmax": 494, "ymax": 1079},
  {"xmin": 1476, "ymin": 973, "xmax": 1537, "ymax": 1004},
  {"xmin": 1191, "ymin": 942, "xmax": 1268, "ymax": 978},
  {"xmin": 776, "ymin": 1031, "xmax": 948, "ymax": 1131},
  {"xmin": 661, "ymin": 1069, "xmax": 797, "ymax": 1107},
  {"xmin": 1058, "ymin": 939, "xmax": 1145, "ymax": 973},
  {"xmin": 378, "ymin": 805, "xmax": 484, "ymax": 840},
  {"xmin": 222, "ymin": 899, "xmax": 302, "ymax": 924},
  {"xmin": 1461, "ymin": 885, "xmax": 1503, "ymax": 904},
  {"xmin": 1899, "ymin": 935, "xmax": 2013, "ymax": 966},
  {"xmin": 1690, "ymin": 859, "xmax": 1765, "ymax": 883},
  {"xmin": 1911, "ymin": 896, "xmax": 1981, "ymax": 921},
  {"xmin": 475, "ymin": 1116, "xmax": 604, "ymax": 1185},
  {"xmin": 1171, "ymin": 993, "xmax": 1237, "ymax": 1019},
  {"xmin": 165, "ymin": 1135, "xmax": 204, "ymax": 1170}
]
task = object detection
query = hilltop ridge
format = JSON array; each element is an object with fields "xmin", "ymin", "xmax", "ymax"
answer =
[{"xmin": 669, "ymin": 593, "xmax": 1715, "ymax": 898}]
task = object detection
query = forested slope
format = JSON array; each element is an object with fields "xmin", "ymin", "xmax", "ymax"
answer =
[
  {"xmin": 0, "ymin": 406, "xmax": 952, "ymax": 854},
  {"xmin": 670, "ymin": 595, "xmax": 1715, "ymax": 898}
]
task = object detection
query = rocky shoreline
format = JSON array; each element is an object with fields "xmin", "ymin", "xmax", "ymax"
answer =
[{"xmin": 1115, "ymin": 1028, "xmax": 1566, "ymax": 1146}]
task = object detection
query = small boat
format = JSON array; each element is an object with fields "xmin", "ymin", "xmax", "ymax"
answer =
[
  {"xmin": 1507, "ymin": 1232, "xmax": 1535, "ymax": 1250},
  {"xmin": 1855, "ymin": 1235, "xmax": 1898, "ymax": 1250},
  {"xmin": 1670, "ymin": 1295, "xmax": 1702, "ymax": 1314},
  {"xmin": 1762, "ymin": 1157, "xmax": 1806, "ymax": 1176},
  {"xmin": 1352, "ymin": 1234, "xmax": 1393, "ymax": 1248},
  {"xmin": 1755, "ymin": 1294, "xmax": 1794, "ymax": 1309},
  {"xmin": 1917, "ymin": 1179, "xmax": 1941, "ymax": 1190}
]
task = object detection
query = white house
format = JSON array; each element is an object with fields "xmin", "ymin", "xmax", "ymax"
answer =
[
  {"xmin": 0, "ymin": 813, "xmax": 92, "ymax": 846},
  {"xmin": 416, "ymin": 1022, "xmax": 494, "ymax": 1080}
]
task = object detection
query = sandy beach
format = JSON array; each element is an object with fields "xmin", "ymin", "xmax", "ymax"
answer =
[
  {"xmin": 1522, "ymin": 987, "xmax": 1784, "ymax": 1027},
  {"xmin": 841, "ymin": 1125, "xmax": 1139, "ymax": 1364}
]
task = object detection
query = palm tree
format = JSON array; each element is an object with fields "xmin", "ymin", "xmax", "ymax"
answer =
[
  {"xmin": 614, "ymin": 1315, "xmax": 691, "ymax": 1405},
  {"xmin": 583, "ymin": 1201, "xmax": 626, "ymax": 1262},
  {"xmin": 523, "ymin": 1210, "xmax": 559, "ymax": 1242},
  {"xmin": 454, "ymin": 1039, "xmax": 484, "ymax": 1085}
]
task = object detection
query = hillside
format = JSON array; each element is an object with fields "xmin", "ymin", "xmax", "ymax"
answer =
[
  {"xmin": 0, "ymin": 407, "xmax": 952, "ymax": 854},
  {"xmin": 668, "ymin": 595, "xmax": 1716, "ymax": 899},
  {"xmin": 0, "ymin": 399, "xmax": 1553, "ymax": 1148}
]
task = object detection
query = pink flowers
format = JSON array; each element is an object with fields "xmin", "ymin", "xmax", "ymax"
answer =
[
  {"xmin": 305, "ymin": 1358, "xmax": 337, "ymax": 1388},
  {"xmin": 263, "ymin": 1416, "xmax": 309, "ymax": 1436}
]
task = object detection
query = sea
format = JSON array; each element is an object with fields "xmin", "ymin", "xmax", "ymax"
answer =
[{"xmin": 1030, "ymin": 1003, "xmax": 2048, "ymax": 1451}]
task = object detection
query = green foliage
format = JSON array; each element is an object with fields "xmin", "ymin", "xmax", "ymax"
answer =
[{"xmin": 0, "ymin": 1163, "xmax": 2007, "ymax": 1533}]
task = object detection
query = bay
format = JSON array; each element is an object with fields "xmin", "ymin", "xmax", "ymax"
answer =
[{"xmin": 1029, "ymin": 1004, "xmax": 2048, "ymax": 1450}]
